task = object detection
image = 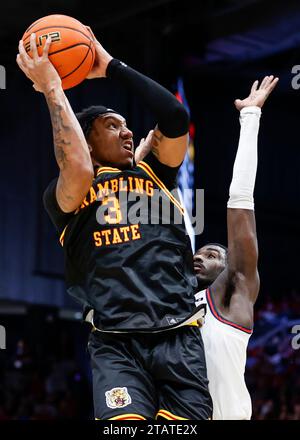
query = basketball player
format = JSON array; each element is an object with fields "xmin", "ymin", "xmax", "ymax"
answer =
[
  {"xmin": 194, "ymin": 75, "xmax": 279, "ymax": 419},
  {"xmin": 16, "ymin": 32, "xmax": 211, "ymax": 420}
]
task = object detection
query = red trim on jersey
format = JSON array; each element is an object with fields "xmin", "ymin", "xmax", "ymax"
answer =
[{"xmin": 206, "ymin": 288, "xmax": 253, "ymax": 334}]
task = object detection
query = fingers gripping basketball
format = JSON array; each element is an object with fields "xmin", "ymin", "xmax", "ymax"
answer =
[{"xmin": 22, "ymin": 14, "xmax": 95, "ymax": 90}]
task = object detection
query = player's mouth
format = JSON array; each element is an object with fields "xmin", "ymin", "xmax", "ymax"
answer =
[
  {"xmin": 122, "ymin": 141, "xmax": 133, "ymax": 151},
  {"xmin": 194, "ymin": 263, "xmax": 205, "ymax": 273},
  {"xmin": 122, "ymin": 141, "xmax": 134, "ymax": 157}
]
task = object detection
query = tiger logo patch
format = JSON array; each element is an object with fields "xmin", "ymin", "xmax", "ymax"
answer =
[{"xmin": 105, "ymin": 387, "xmax": 132, "ymax": 409}]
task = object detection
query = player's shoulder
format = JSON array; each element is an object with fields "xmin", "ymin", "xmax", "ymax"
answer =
[
  {"xmin": 206, "ymin": 287, "xmax": 253, "ymax": 335},
  {"xmin": 136, "ymin": 151, "xmax": 180, "ymax": 190}
]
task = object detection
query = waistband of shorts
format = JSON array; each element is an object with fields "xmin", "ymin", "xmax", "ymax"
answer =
[{"xmin": 85, "ymin": 308, "xmax": 204, "ymax": 334}]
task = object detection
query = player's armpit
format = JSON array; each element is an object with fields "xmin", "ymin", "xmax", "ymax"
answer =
[
  {"xmin": 150, "ymin": 126, "xmax": 188, "ymax": 167},
  {"xmin": 210, "ymin": 266, "xmax": 259, "ymax": 331}
]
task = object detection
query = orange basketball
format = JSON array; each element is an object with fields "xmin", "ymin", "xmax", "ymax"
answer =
[{"xmin": 22, "ymin": 14, "xmax": 95, "ymax": 90}]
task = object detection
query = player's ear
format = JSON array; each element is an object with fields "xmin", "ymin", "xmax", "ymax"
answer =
[{"xmin": 87, "ymin": 143, "xmax": 93, "ymax": 153}]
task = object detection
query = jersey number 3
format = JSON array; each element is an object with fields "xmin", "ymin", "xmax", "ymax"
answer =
[{"xmin": 102, "ymin": 195, "xmax": 123, "ymax": 224}]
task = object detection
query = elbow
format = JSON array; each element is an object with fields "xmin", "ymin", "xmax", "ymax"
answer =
[
  {"xmin": 69, "ymin": 161, "xmax": 94, "ymax": 189},
  {"xmin": 159, "ymin": 103, "xmax": 190, "ymax": 138},
  {"xmin": 174, "ymin": 103, "xmax": 190, "ymax": 135},
  {"xmin": 78, "ymin": 164, "xmax": 94, "ymax": 186},
  {"xmin": 56, "ymin": 164, "xmax": 94, "ymax": 213}
]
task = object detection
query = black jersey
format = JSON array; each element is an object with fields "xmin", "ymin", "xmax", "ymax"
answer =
[{"xmin": 43, "ymin": 152, "xmax": 198, "ymax": 331}]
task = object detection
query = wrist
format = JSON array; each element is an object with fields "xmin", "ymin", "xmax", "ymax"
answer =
[
  {"xmin": 42, "ymin": 80, "xmax": 62, "ymax": 95},
  {"xmin": 43, "ymin": 84, "xmax": 65, "ymax": 104},
  {"xmin": 93, "ymin": 43, "xmax": 113, "ymax": 78},
  {"xmin": 106, "ymin": 58, "xmax": 127, "ymax": 78},
  {"xmin": 240, "ymin": 106, "xmax": 261, "ymax": 115},
  {"xmin": 102, "ymin": 54, "xmax": 113, "ymax": 78}
]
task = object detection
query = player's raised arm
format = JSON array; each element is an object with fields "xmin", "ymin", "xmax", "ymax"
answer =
[
  {"xmin": 86, "ymin": 28, "xmax": 189, "ymax": 167},
  {"xmin": 225, "ymin": 76, "xmax": 279, "ymax": 303},
  {"xmin": 16, "ymin": 34, "xmax": 94, "ymax": 213}
]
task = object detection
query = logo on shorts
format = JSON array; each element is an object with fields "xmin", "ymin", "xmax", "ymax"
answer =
[
  {"xmin": 165, "ymin": 316, "xmax": 180, "ymax": 325},
  {"xmin": 105, "ymin": 387, "xmax": 132, "ymax": 409}
]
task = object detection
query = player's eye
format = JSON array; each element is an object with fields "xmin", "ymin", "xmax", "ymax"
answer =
[
  {"xmin": 108, "ymin": 122, "xmax": 117, "ymax": 129},
  {"xmin": 208, "ymin": 254, "xmax": 216, "ymax": 259}
]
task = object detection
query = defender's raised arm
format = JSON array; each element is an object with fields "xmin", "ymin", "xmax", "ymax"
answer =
[{"xmin": 225, "ymin": 76, "xmax": 279, "ymax": 304}]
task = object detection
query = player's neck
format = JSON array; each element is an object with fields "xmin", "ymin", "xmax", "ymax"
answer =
[
  {"xmin": 91, "ymin": 158, "xmax": 133, "ymax": 171},
  {"xmin": 197, "ymin": 281, "xmax": 209, "ymax": 292}
]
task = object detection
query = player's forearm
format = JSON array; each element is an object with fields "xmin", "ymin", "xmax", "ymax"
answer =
[
  {"xmin": 45, "ymin": 87, "xmax": 94, "ymax": 176},
  {"xmin": 227, "ymin": 107, "xmax": 260, "ymax": 288},
  {"xmin": 227, "ymin": 106, "xmax": 261, "ymax": 210},
  {"xmin": 106, "ymin": 59, "xmax": 189, "ymax": 138}
]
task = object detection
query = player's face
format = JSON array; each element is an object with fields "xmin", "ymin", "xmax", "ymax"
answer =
[
  {"xmin": 88, "ymin": 113, "xmax": 134, "ymax": 169},
  {"xmin": 193, "ymin": 245, "xmax": 226, "ymax": 289}
]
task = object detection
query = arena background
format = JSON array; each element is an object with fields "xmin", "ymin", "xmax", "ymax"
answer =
[{"xmin": 0, "ymin": 0, "xmax": 299, "ymax": 420}]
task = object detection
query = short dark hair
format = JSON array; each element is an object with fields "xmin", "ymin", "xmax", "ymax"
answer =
[
  {"xmin": 204, "ymin": 243, "xmax": 228, "ymax": 255},
  {"xmin": 196, "ymin": 242, "xmax": 228, "ymax": 262},
  {"xmin": 76, "ymin": 105, "xmax": 119, "ymax": 139}
]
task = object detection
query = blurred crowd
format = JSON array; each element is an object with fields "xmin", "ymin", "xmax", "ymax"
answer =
[
  {"xmin": 246, "ymin": 289, "xmax": 300, "ymax": 420},
  {"xmin": 0, "ymin": 290, "xmax": 299, "ymax": 420},
  {"xmin": 0, "ymin": 324, "xmax": 92, "ymax": 420}
]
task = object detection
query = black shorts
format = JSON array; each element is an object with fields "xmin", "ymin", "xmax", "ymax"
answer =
[{"xmin": 87, "ymin": 326, "xmax": 212, "ymax": 420}]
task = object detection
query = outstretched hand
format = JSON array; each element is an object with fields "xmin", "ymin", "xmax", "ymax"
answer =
[
  {"xmin": 135, "ymin": 130, "xmax": 154, "ymax": 164},
  {"xmin": 234, "ymin": 75, "xmax": 279, "ymax": 111},
  {"xmin": 85, "ymin": 26, "xmax": 113, "ymax": 79},
  {"xmin": 16, "ymin": 33, "xmax": 61, "ymax": 93}
]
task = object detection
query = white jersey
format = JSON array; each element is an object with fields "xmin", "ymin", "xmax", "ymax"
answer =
[{"xmin": 195, "ymin": 288, "xmax": 253, "ymax": 420}]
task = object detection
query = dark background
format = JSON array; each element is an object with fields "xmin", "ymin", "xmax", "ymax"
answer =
[{"xmin": 0, "ymin": 0, "xmax": 300, "ymax": 420}]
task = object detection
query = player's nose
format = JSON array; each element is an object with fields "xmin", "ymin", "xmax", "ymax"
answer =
[
  {"xmin": 120, "ymin": 127, "xmax": 133, "ymax": 139},
  {"xmin": 194, "ymin": 255, "xmax": 204, "ymax": 263}
]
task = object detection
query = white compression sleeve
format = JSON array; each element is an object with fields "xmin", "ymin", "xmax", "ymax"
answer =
[{"xmin": 227, "ymin": 106, "xmax": 261, "ymax": 210}]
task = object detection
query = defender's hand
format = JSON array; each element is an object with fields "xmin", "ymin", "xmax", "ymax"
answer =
[
  {"xmin": 234, "ymin": 75, "xmax": 279, "ymax": 111},
  {"xmin": 16, "ymin": 34, "xmax": 62, "ymax": 93},
  {"xmin": 85, "ymin": 26, "xmax": 113, "ymax": 79},
  {"xmin": 135, "ymin": 130, "xmax": 154, "ymax": 164}
]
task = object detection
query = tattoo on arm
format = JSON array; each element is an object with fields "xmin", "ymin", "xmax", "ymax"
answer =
[
  {"xmin": 45, "ymin": 89, "xmax": 72, "ymax": 170},
  {"xmin": 151, "ymin": 127, "xmax": 164, "ymax": 158},
  {"xmin": 45, "ymin": 90, "xmax": 94, "ymax": 211},
  {"xmin": 59, "ymin": 183, "xmax": 75, "ymax": 202}
]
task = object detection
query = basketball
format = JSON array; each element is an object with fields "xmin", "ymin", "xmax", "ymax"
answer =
[{"xmin": 22, "ymin": 14, "xmax": 95, "ymax": 90}]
